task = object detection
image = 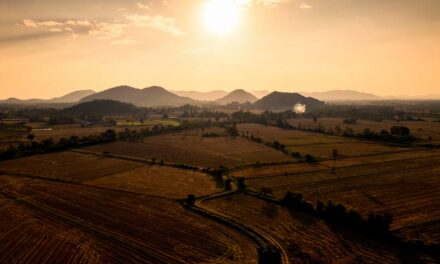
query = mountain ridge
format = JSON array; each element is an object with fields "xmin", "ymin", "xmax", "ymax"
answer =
[
  {"xmin": 254, "ymin": 91, "xmax": 325, "ymax": 111},
  {"xmin": 215, "ymin": 89, "xmax": 258, "ymax": 105},
  {"xmin": 79, "ymin": 85, "xmax": 196, "ymax": 107}
]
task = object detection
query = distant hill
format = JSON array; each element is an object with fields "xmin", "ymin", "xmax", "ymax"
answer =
[
  {"xmin": 62, "ymin": 100, "xmax": 139, "ymax": 116},
  {"xmin": 0, "ymin": 90, "xmax": 95, "ymax": 105},
  {"xmin": 253, "ymin": 91, "xmax": 325, "ymax": 111},
  {"xmin": 80, "ymin": 86, "xmax": 196, "ymax": 107},
  {"xmin": 251, "ymin": 90, "xmax": 271, "ymax": 99},
  {"xmin": 172, "ymin": 90, "xmax": 228, "ymax": 101},
  {"xmin": 300, "ymin": 90, "xmax": 381, "ymax": 101},
  {"xmin": 50, "ymin": 90, "xmax": 96, "ymax": 103},
  {"xmin": 215, "ymin": 89, "xmax": 258, "ymax": 105}
]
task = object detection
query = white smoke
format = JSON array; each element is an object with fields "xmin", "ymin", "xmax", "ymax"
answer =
[{"xmin": 293, "ymin": 103, "xmax": 306, "ymax": 114}]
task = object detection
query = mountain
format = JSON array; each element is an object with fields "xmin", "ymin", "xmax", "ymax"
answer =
[
  {"xmin": 171, "ymin": 90, "xmax": 228, "ymax": 101},
  {"xmin": 251, "ymin": 90, "xmax": 271, "ymax": 99},
  {"xmin": 300, "ymin": 90, "xmax": 381, "ymax": 101},
  {"xmin": 215, "ymin": 89, "xmax": 258, "ymax": 105},
  {"xmin": 253, "ymin": 91, "xmax": 325, "ymax": 111},
  {"xmin": 50, "ymin": 90, "xmax": 95, "ymax": 103},
  {"xmin": 0, "ymin": 90, "xmax": 95, "ymax": 104},
  {"xmin": 79, "ymin": 85, "xmax": 197, "ymax": 107},
  {"xmin": 62, "ymin": 100, "xmax": 139, "ymax": 116}
]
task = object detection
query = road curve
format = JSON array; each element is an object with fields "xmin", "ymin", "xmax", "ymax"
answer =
[{"xmin": 193, "ymin": 182, "xmax": 291, "ymax": 264}]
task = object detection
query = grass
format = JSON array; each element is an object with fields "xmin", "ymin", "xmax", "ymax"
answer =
[{"xmin": 85, "ymin": 165, "xmax": 220, "ymax": 199}]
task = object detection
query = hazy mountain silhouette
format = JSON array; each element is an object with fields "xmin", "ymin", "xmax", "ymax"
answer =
[
  {"xmin": 79, "ymin": 85, "xmax": 196, "ymax": 107},
  {"xmin": 300, "ymin": 90, "xmax": 380, "ymax": 101},
  {"xmin": 251, "ymin": 90, "xmax": 271, "ymax": 99},
  {"xmin": 62, "ymin": 100, "xmax": 139, "ymax": 116},
  {"xmin": 253, "ymin": 91, "xmax": 325, "ymax": 110},
  {"xmin": 215, "ymin": 89, "xmax": 258, "ymax": 105},
  {"xmin": 0, "ymin": 90, "xmax": 95, "ymax": 104},
  {"xmin": 50, "ymin": 90, "xmax": 96, "ymax": 103},
  {"xmin": 172, "ymin": 90, "xmax": 228, "ymax": 101}
]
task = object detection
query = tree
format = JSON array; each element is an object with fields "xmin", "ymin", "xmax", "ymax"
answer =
[
  {"xmin": 27, "ymin": 134, "xmax": 35, "ymax": 141},
  {"xmin": 305, "ymin": 154, "xmax": 316, "ymax": 163},
  {"xmin": 390, "ymin": 126, "xmax": 410, "ymax": 136},
  {"xmin": 258, "ymin": 245, "xmax": 281, "ymax": 264},
  {"xmin": 237, "ymin": 177, "xmax": 246, "ymax": 191},
  {"xmin": 184, "ymin": 194, "xmax": 196, "ymax": 207}
]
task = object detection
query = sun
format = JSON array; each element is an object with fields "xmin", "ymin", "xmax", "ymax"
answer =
[{"xmin": 202, "ymin": 0, "xmax": 241, "ymax": 36}]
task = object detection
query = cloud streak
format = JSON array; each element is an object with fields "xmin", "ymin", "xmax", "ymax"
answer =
[
  {"xmin": 126, "ymin": 14, "xmax": 184, "ymax": 37},
  {"xmin": 299, "ymin": 3, "xmax": 312, "ymax": 9},
  {"xmin": 19, "ymin": 12, "xmax": 184, "ymax": 44}
]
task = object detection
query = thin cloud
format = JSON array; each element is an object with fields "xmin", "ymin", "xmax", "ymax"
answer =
[
  {"xmin": 137, "ymin": 2, "xmax": 151, "ymax": 10},
  {"xmin": 238, "ymin": 0, "xmax": 292, "ymax": 7},
  {"xmin": 89, "ymin": 23, "xmax": 127, "ymax": 40},
  {"xmin": 299, "ymin": 3, "xmax": 313, "ymax": 9},
  {"xmin": 19, "ymin": 12, "xmax": 185, "ymax": 45},
  {"xmin": 126, "ymin": 14, "xmax": 184, "ymax": 36}
]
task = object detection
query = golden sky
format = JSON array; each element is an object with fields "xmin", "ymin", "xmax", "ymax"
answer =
[{"xmin": 0, "ymin": 0, "xmax": 439, "ymax": 99}]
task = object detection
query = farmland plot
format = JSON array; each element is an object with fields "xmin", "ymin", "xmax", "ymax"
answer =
[
  {"xmin": 0, "ymin": 151, "xmax": 143, "ymax": 182},
  {"xmin": 204, "ymin": 194, "xmax": 405, "ymax": 264},
  {"xmin": 245, "ymin": 154, "xmax": 440, "ymax": 243},
  {"xmin": 237, "ymin": 123, "xmax": 410, "ymax": 159},
  {"xmin": 0, "ymin": 177, "xmax": 259, "ymax": 263},
  {"xmin": 85, "ymin": 165, "xmax": 220, "ymax": 199},
  {"xmin": 286, "ymin": 118, "xmax": 440, "ymax": 143},
  {"xmin": 85, "ymin": 129, "xmax": 291, "ymax": 168},
  {"xmin": 32, "ymin": 126, "xmax": 112, "ymax": 141}
]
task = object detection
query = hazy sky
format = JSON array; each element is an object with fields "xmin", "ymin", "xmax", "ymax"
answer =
[{"xmin": 1, "ymin": 0, "xmax": 439, "ymax": 99}]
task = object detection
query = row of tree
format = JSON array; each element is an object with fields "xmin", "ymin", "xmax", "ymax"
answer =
[
  {"xmin": 239, "ymin": 131, "xmax": 318, "ymax": 163},
  {"xmin": 0, "ymin": 121, "xmax": 219, "ymax": 161},
  {"xmin": 278, "ymin": 191, "xmax": 393, "ymax": 238},
  {"xmin": 275, "ymin": 119, "xmax": 415, "ymax": 144}
]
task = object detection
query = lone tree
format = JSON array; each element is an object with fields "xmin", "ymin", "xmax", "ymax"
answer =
[
  {"xmin": 184, "ymin": 194, "xmax": 196, "ymax": 207},
  {"xmin": 390, "ymin": 126, "xmax": 410, "ymax": 136},
  {"xmin": 27, "ymin": 134, "xmax": 35, "ymax": 141},
  {"xmin": 237, "ymin": 177, "xmax": 246, "ymax": 191}
]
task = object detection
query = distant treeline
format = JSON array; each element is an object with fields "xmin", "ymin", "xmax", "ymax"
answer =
[
  {"xmin": 0, "ymin": 121, "xmax": 215, "ymax": 161},
  {"xmin": 275, "ymin": 119, "xmax": 416, "ymax": 144}
]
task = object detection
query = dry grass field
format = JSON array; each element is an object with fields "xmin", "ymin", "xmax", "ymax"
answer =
[
  {"xmin": 286, "ymin": 118, "xmax": 440, "ymax": 143},
  {"xmin": 0, "ymin": 130, "xmax": 25, "ymax": 150},
  {"xmin": 0, "ymin": 151, "xmax": 143, "ymax": 182},
  {"xmin": 32, "ymin": 126, "xmax": 114, "ymax": 141},
  {"xmin": 85, "ymin": 128, "xmax": 292, "ymax": 168},
  {"xmin": 85, "ymin": 165, "xmax": 220, "ymax": 199},
  {"xmin": 204, "ymin": 193, "xmax": 410, "ymax": 264},
  {"xmin": 0, "ymin": 176, "xmax": 258, "ymax": 263},
  {"xmin": 243, "ymin": 150, "xmax": 440, "ymax": 243},
  {"xmin": 0, "ymin": 151, "xmax": 220, "ymax": 199},
  {"xmin": 237, "ymin": 123, "xmax": 410, "ymax": 159}
]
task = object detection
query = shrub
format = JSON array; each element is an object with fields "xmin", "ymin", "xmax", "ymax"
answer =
[{"xmin": 305, "ymin": 154, "xmax": 317, "ymax": 163}]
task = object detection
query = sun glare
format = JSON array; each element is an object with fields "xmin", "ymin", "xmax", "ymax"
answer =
[{"xmin": 202, "ymin": 0, "xmax": 241, "ymax": 36}]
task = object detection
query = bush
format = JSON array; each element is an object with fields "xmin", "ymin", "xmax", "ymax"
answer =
[
  {"xmin": 184, "ymin": 194, "xmax": 196, "ymax": 207},
  {"xmin": 258, "ymin": 245, "xmax": 281, "ymax": 264},
  {"xmin": 305, "ymin": 154, "xmax": 317, "ymax": 163},
  {"xmin": 390, "ymin": 126, "xmax": 410, "ymax": 136}
]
